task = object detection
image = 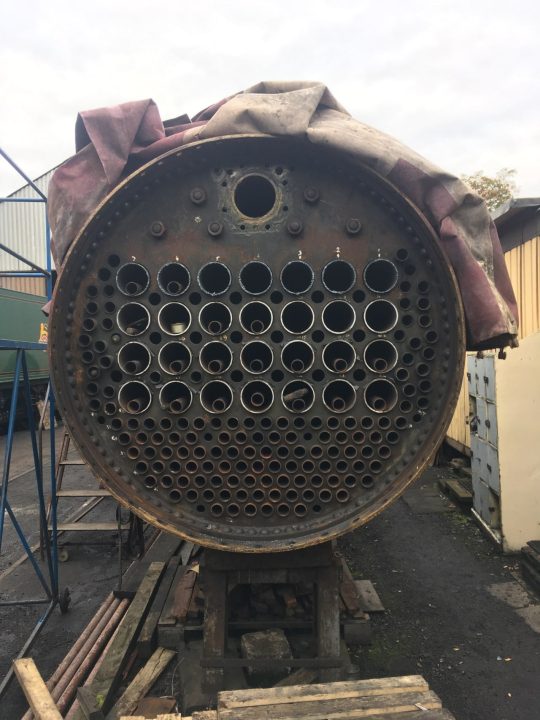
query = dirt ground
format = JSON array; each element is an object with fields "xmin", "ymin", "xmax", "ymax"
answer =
[{"xmin": 1, "ymin": 430, "xmax": 539, "ymax": 719}]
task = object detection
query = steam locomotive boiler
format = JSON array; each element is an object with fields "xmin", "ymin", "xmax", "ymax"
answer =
[{"xmin": 49, "ymin": 135, "xmax": 465, "ymax": 552}]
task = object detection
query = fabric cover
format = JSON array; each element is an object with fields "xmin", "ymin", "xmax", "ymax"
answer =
[{"xmin": 48, "ymin": 81, "xmax": 518, "ymax": 350}]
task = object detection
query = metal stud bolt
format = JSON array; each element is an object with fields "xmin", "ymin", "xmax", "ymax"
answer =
[
  {"xmin": 150, "ymin": 220, "xmax": 166, "ymax": 238},
  {"xmin": 287, "ymin": 220, "xmax": 303, "ymax": 237},
  {"xmin": 345, "ymin": 218, "xmax": 362, "ymax": 235},
  {"xmin": 303, "ymin": 186, "xmax": 320, "ymax": 204},
  {"xmin": 190, "ymin": 187, "xmax": 207, "ymax": 205},
  {"xmin": 208, "ymin": 221, "xmax": 223, "ymax": 238}
]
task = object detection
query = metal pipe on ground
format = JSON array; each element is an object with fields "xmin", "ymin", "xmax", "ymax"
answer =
[
  {"xmin": 50, "ymin": 599, "xmax": 123, "ymax": 706},
  {"xmin": 63, "ymin": 601, "xmax": 128, "ymax": 720},
  {"xmin": 22, "ymin": 593, "xmax": 117, "ymax": 720},
  {"xmin": 55, "ymin": 598, "xmax": 129, "ymax": 714},
  {"xmin": 22, "ymin": 594, "xmax": 120, "ymax": 720}
]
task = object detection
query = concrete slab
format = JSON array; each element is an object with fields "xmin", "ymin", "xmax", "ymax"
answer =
[
  {"xmin": 516, "ymin": 606, "xmax": 540, "ymax": 634},
  {"xmin": 487, "ymin": 581, "xmax": 534, "ymax": 609},
  {"xmin": 401, "ymin": 477, "xmax": 455, "ymax": 514}
]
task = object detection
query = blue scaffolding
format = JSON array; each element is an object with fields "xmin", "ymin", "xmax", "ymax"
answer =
[{"xmin": 0, "ymin": 147, "xmax": 62, "ymax": 697}]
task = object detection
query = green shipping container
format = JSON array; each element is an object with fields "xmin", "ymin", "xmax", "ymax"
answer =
[{"xmin": 0, "ymin": 288, "xmax": 49, "ymax": 388}]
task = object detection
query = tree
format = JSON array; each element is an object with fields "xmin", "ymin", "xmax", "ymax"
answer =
[{"xmin": 461, "ymin": 168, "xmax": 517, "ymax": 212}]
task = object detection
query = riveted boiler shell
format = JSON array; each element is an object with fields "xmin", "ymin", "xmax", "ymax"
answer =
[{"xmin": 49, "ymin": 136, "xmax": 465, "ymax": 552}]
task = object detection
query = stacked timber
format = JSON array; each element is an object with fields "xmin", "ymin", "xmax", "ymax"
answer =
[
  {"xmin": 157, "ymin": 552, "xmax": 383, "ymax": 649},
  {"xmin": 14, "ymin": 531, "xmax": 188, "ymax": 719},
  {"xmin": 117, "ymin": 675, "xmax": 456, "ymax": 719},
  {"xmin": 13, "ymin": 537, "xmax": 388, "ymax": 718}
]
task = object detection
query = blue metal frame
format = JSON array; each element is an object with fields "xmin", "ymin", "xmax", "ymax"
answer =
[
  {"xmin": 0, "ymin": 346, "xmax": 56, "ymax": 597},
  {"xmin": 0, "ymin": 147, "xmax": 59, "ymax": 698}
]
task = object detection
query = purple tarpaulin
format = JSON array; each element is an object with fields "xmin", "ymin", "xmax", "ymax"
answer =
[{"xmin": 48, "ymin": 81, "xmax": 518, "ymax": 350}]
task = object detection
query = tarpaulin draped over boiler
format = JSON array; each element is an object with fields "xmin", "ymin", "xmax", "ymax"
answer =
[{"xmin": 47, "ymin": 80, "xmax": 518, "ymax": 350}]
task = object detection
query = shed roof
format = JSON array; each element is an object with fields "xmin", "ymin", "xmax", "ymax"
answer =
[{"xmin": 492, "ymin": 197, "xmax": 540, "ymax": 253}]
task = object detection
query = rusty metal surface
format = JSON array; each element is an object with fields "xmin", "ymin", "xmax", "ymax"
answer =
[{"xmin": 49, "ymin": 136, "xmax": 465, "ymax": 552}]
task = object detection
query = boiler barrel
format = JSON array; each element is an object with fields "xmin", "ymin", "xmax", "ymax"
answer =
[{"xmin": 49, "ymin": 135, "xmax": 465, "ymax": 552}]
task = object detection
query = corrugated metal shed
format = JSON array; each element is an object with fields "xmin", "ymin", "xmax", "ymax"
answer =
[
  {"xmin": 447, "ymin": 198, "xmax": 540, "ymax": 452},
  {"xmin": 447, "ymin": 374, "xmax": 471, "ymax": 451},
  {"xmin": 0, "ymin": 167, "xmax": 56, "ymax": 273},
  {"xmin": 0, "ymin": 276, "xmax": 46, "ymax": 295},
  {"xmin": 505, "ymin": 235, "xmax": 540, "ymax": 339}
]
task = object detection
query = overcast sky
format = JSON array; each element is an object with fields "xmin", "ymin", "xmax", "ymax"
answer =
[{"xmin": 1, "ymin": 0, "xmax": 538, "ymax": 196}]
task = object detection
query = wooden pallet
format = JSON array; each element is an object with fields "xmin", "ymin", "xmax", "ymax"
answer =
[
  {"xmin": 120, "ymin": 674, "xmax": 456, "ymax": 719},
  {"xmin": 121, "ymin": 713, "xmax": 216, "ymax": 719},
  {"xmin": 216, "ymin": 675, "xmax": 455, "ymax": 719}
]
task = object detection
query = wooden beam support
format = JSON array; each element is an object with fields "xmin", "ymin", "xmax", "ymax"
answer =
[
  {"xmin": 201, "ymin": 567, "xmax": 227, "ymax": 694},
  {"xmin": 72, "ymin": 561, "xmax": 166, "ymax": 719},
  {"xmin": 13, "ymin": 658, "xmax": 63, "ymax": 720},
  {"xmin": 218, "ymin": 690, "xmax": 442, "ymax": 719},
  {"xmin": 316, "ymin": 563, "xmax": 341, "ymax": 682},
  {"xmin": 106, "ymin": 647, "xmax": 176, "ymax": 719},
  {"xmin": 138, "ymin": 556, "xmax": 181, "ymax": 658},
  {"xmin": 117, "ymin": 533, "xmax": 182, "ymax": 599}
]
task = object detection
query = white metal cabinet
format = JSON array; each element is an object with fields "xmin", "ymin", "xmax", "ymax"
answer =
[
  {"xmin": 485, "ymin": 401, "xmax": 498, "ymax": 447},
  {"xmin": 482, "ymin": 356, "xmax": 497, "ymax": 403},
  {"xmin": 476, "ymin": 398, "xmax": 488, "ymax": 441}
]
